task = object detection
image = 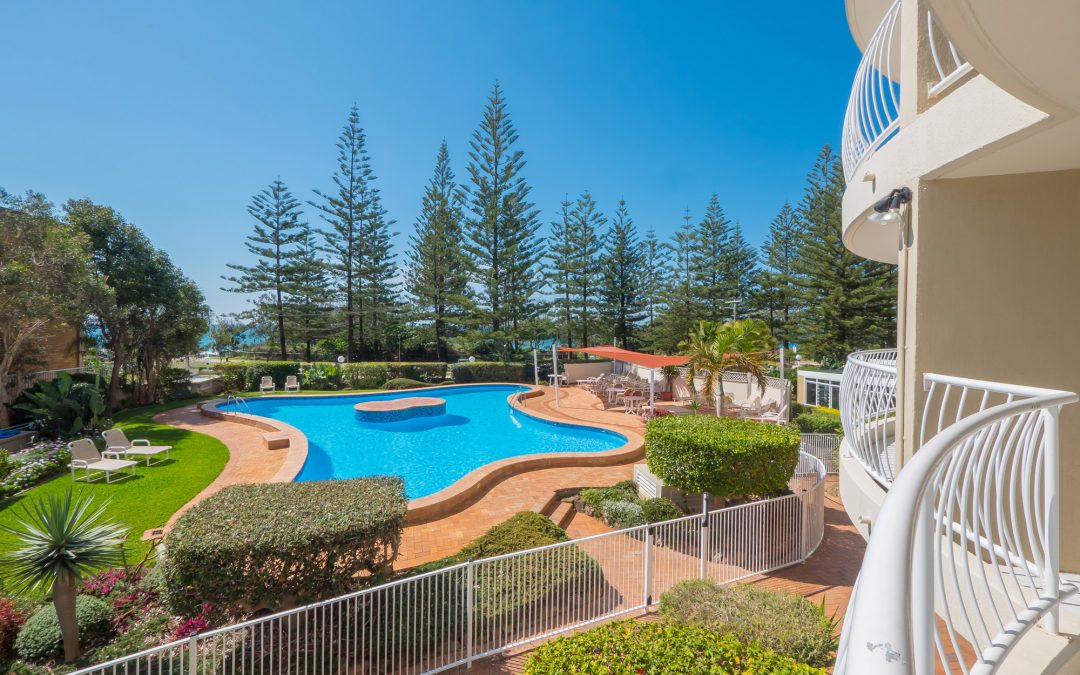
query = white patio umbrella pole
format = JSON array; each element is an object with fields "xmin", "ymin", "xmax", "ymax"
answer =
[
  {"xmin": 779, "ymin": 346, "xmax": 785, "ymax": 381},
  {"xmin": 552, "ymin": 343, "xmax": 560, "ymax": 407},
  {"xmin": 648, "ymin": 368, "xmax": 655, "ymax": 413},
  {"xmin": 533, "ymin": 348, "xmax": 539, "ymax": 386}
]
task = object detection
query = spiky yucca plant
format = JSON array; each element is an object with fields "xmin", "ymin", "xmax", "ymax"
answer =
[{"xmin": 1, "ymin": 490, "xmax": 127, "ymax": 661}]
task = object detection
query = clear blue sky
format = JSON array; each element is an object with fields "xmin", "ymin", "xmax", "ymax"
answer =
[{"xmin": 2, "ymin": 1, "xmax": 859, "ymax": 315}]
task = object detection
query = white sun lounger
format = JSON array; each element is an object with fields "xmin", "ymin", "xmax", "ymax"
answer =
[
  {"xmin": 284, "ymin": 375, "xmax": 301, "ymax": 392},
  {"xmin": 102, "ymin": 428, "xmax": 172, "ymax": 466},
  {"xmin": 69, "ymin": 438, "xmax": 137, "ymax": 483}
]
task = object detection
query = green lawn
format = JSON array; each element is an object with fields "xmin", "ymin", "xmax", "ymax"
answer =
[{"xmin": 0, "ymin": 399, "xmax": 229, "ymax": 581}]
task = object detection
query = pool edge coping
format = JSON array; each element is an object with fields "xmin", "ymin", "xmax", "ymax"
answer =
[{"xmin": 198, "ymin": 382, "xmax": 645, "ymax": 525}]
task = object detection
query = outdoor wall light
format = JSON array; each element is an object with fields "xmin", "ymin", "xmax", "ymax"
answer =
[{"xmin": 868, "ymin": 187, "xmax": 912, "ymax": 225}]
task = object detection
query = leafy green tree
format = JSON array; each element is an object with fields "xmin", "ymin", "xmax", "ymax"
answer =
[
  {"xmin": 224, "ymin": 179, "xmax": 307, "ymax": 360},
  {"xmin": 569, "ymin": 191, "xmax": 605, "ymax": 347},
  {"xmin": 545, "ymin": 197, "xmax": 576, "ymax": 347},
  {"xmin": 406, "ymin": 142, "xmax": 471, "ymax": 361},
  {"xmin": 208, "ymin": 313, "xmax": 249, "ymax": 360},
  {"xmin": 600, "ymin": 199, "xmax": 646, "ymax": 348},
  {"xmin": 461, "ymin": 82, "xmax": 543, "ymax": 351},
  {"xmin": 753, "ymin": 203, "xmax": 801, "ymax": 347},
  {"xmin": 793, "ymin": 146, "xmax": 896, "ymax": 364},
  {"xmin": 1, "ymin": 490, "xmax": 126, "ymax": 661},
  {"xmin": 691, "ymin": 194, "xmax": 733, "ymax": 320},
  {"xmin": 0, "ymin": 191, "xmax": 101, "ymax": 426}
]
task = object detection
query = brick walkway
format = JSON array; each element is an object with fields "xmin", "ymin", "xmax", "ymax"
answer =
[{"xmin": 153, "ymin": 403, "xmax": 291, "ymax": 527}]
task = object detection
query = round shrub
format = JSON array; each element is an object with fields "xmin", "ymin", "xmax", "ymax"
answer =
[
  {"xmin": 15, "ymin": 595, "xmax": 113, "ymax": 662},
  {"xmin": 162, "ymin": 477, "xmax": 407, "ymax": 615},
  {"xmin": 641, "ymin": 497, "xmax": 683, "ymax": 523},
  {"xmin": 0, "ymin": 598, "xmax": 28, "ymax": 661},
  {"xmin": 382, "ymin": 378, "xmax": 434, "ymax": 390},
  {"xmin": 579, "ymin": 481, "xmax": 637, "ymax": 515},
  {"xmin": 658, "ymin": 579, "xmax": 838, "ymax": 667},
  {"xmin": 524, "ymin": 619, "xmax": 823, "ymax": 674},
  {"xmin": 600, "ymin": 500, "xmax": 645, "ymax": 528},
  {"xmin": 645, "ymin": 415, "xmax": 801, "ymax": 499},
  {"xmin": 793, "ymin": 410, "xmax": 843, "ymax": 435}
]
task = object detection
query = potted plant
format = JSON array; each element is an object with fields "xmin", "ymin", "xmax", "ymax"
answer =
[{"xmin": 659, "ymin": 365, "xmax": 680, "ymax": 401}]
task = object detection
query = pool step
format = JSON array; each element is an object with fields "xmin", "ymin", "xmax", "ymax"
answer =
[{"xmin": 549, "ymin": 500, "xmax": 576, "ymax": 530}]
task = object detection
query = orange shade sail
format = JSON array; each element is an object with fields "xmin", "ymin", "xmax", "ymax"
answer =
[{"xmin": 556, "ymin": 346, "xmax": 689, "ymax": 369}]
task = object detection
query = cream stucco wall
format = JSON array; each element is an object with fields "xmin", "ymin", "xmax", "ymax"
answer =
[{"xmin": 899, "ymin": 169, "xmax": 1080, "ymax": 570}]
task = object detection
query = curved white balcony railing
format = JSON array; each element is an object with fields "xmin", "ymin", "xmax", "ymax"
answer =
[
  {"xmin": 836, "ymin": 374, "xmax": 1078, "ymax": 674},
  {"xmin": 840, "ymin": 348, "xmax": 899, "ymax": 486},
  {"xmin": 841, "ymin": 2, "xmax": 972, "ymax": 180},
  {"xmin": 841, "ymin": 0, "xmax": 902, "ymax": 181}
]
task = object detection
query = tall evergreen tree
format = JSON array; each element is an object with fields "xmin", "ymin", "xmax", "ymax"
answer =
[
  {"xmin": 406, "ymin": 142, "xmax": 471, "ymax": 361},
  {"xmin": 545, "ymin": 196, "xmax": 576, "ymax": 347},
  {"xmin": 600, "ymin": 199, "xmax": 646, "ymax": 348},
  {"xmin": 568, "ymin": 191, "xmax": 605, "ymax": 347},
  {"xmin": 286, "ymin": 225, "xmax": 334, "ymax": 361},
  {"xmin": 753, "ymin": 202, "xmax": 801, "ymax": 347},
  {"xmin": 640, "ymin": 227, "xmax": 667, "ymax": 328},
  {"xmin": 648, "ymin": 209, "xmax": 698, "ymax": 351},
  {"xmin": 690, "ymin": 194, "xmax": 733, "ymax": 321},
  {"xmin": 311, "ymin": 105, "xmax": 396, "ymax": 361},
  {"xmin": 224, "ymin": 179, "xmax": 307, "ymax": 359},
  {"xmin": 461, "ymin": 82, "xmax": 543, "ymax": 350},
  {"xmin": 793, "ymin": 146, "xmax": 896, "ymax": 365},
  {"xmin": 721, "ymin": 221, "xmax": 758, "ymax": 313}
]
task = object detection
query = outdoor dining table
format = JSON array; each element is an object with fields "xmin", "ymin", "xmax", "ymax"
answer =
[
  {"xmin": 548, "ymin": 373, "xmax": 567, "ymax": 386},
  {"xmin": 622, "ymin": 395, "xmax": 646, "ymax": 413},
  {"xmin": 605, "ymin": 386, "xmax": 625, "ymax": 404}
]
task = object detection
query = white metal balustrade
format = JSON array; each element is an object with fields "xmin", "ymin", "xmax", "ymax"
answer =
[
  {"xmin": 801, "ymin": 433, "xmax": 841, "ymax": 475},
  {"xmin": 840, "ymin": 348, "xmax": 899, "ymax": 486},
  {"xmin": 841, "ymin": 2, "xmax": 972, "ymax": 179},
  {"xmin": 842, "ymin": 0, "xmax": 902, "ymax": 180},
  {"xmin": 74, "ymin": 453, "xmax": 826, "ymax": 675},
  {"xmin": 836, "ymin": 374, "xmax": 1078, "ymax": 674}
]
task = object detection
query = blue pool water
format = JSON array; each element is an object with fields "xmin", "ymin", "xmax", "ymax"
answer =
[{"xmin": 227, "ymin": 385, "xmax": 626, "ymax": 499}]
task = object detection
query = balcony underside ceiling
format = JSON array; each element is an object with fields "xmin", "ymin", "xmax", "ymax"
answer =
[{"xmin": 845, "ymin": 0, "xmax": 896, "ymax": 53}]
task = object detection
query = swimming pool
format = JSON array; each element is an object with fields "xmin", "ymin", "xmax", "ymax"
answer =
[{"xmin": 227, "ymin": 385, "xmax": 627, "ymax": 499}]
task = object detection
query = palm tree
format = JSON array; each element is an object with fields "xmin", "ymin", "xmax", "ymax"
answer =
[
  {"xmin": 1, "ymin": 490, "xmax": 127, "ymax": 661},
  {"xmin": 680, "ymin": 319, "xmax": 776, "ymax": 415},
  {"xmin": 680, "ymin": 320, "xmax": 722, "ymax": 404}
]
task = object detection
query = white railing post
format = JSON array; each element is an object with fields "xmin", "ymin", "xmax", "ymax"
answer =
[
  {"xmin": 700, "ymin": 498, "xmax": 709, "ymax": 579},
  {"xmin": 643, "ymin": 524, "xmax": 654, "ymax": 607},
  {"xmin": 1043, "ymin": 406, "xmax": 1061, "ymax": 635},
  {"xmin": 466, "ymin": 558, "xmax": 475, "ymax": 668},
  {"xmin": 187, "ymin": 635, "xmax": 197, "ymax": 675}
]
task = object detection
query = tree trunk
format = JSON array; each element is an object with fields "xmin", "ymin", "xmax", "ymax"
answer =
[
  {"xmin": 108, "ymin": 328, "xmax": 125, "ymax": 408},
  {"xmin": 53, "ymin": 579, "xmax": 80, "ymax": 662}
]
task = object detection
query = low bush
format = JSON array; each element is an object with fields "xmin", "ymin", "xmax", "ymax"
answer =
[
  {"xmin": 793, "ymin": 409, "xmax": 843, "ymax": 435},
  {"xmin": 577, "ymin": 482, "xmax": 683, "ymax": 527},
  {"xmin": 382, "ymin": 378, "xmax": 435, "ymax": 390},
  {"xmin": 162, "ymin": 477, "xmax": 407, "ymax": 615},
  {"xmin": 658, "ymin": 579, "xmax": 838, "ymax": 668},
  {"xmin": 211, "ymin": 360, "xmax": 300, "ymax": 391},
  {"xmin": 342, "ymin": 362, "xmax": 448, "ymax": 389},
  {"xmin": 0, "ymin": 450, "xmax": 11, "ymax": 480},
  {"xmin": 640, "ymin": 497, "xmax": 683, "ymax": 523},
  {"xmin": 0, "ymin": 441, "xmax": 71, "ymax": 499},
  {"xmin": 15, "ymin": 595, "xmax": 113, "ymax": 662},
  {"xmin": 0, "ymin": 598, "xmax": 27, "ymax": 661},
  {"xmin": 600, "ymin": 500, "xmax": 645, "ymax": 528},
  {"xmin": 523, "ymin": 619, "xmax": 824, "ymax": 674},
  {"xmin": 449, "ymin": 361, "xmax": 531, "ymax": 384},
  {"xmin": 646, "ymin": 415, "xmax": 801, "ymax": 500}
]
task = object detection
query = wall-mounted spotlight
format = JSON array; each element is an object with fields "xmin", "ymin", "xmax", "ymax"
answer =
[{"xmin": 868, "ymin": 187, "xmax": 912, "ymax": 225}]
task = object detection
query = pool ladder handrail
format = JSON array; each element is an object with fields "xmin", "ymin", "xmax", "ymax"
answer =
[{"xmin": 224, "ymin": 395, "xmax": 250, "ymax": 416}]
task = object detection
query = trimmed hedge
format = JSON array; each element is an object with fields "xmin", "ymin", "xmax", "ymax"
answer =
[
  {"xmin": 659, "ymin": 579, "xmax": 838, "ymax": 668},
  {"xmin": 382, "ymin": 378, "xmax": 435, "ymax": 390},
  {"xmin": 646, "ymin": 415, "xmax": 801, "ymax": 499},
  {"xmin": 449, "ymin": 361, "xmax": 532, "ymax": 383},
  {"xmin": 523, "ymin": 619, "xmax": 824, "ymax": 674},
  {"xmin": 161, "ymin": 477, "xmax": 407, "ymax": 614},
  {"xmin": 15, "ymin": 595, "xmax": 113, "ymax": 662},
  {"xmin": 211, "ymin": 360, "xmax": 448, "ymax": 392},
  {"xmin": 793, "ymin": 409, "xmax": 843, "ymax": 435}
]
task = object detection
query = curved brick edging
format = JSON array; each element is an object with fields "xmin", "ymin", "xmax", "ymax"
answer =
[
  {"xmin": 197, "ymin": 383, "xmax": 645, "ymax": 525},
  {"xmin": 197, "ymin": 401, "xmax": 308, "ymax": 482}
]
